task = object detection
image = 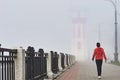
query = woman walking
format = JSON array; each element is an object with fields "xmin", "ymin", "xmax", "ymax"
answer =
[{"xmin": 92, "ymin": 42, "xmax": 107, "ymax": 79}]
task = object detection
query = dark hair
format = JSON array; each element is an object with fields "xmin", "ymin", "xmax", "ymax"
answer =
[{"xmin": 96, "ymin": 42, "xmax": 100, "ymax": 47}]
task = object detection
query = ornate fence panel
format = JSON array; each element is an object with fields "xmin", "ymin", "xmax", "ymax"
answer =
[
  {"xmin": 0, "ymin": 48, "xmax": 17, "ymax": 80},
  {"xmin": 51, "ymin": 51, "xmax": 59, "ymax": 74},
  {"xmin": 25, "ymin": 46, "xmax": 47, "ymax": 80}
]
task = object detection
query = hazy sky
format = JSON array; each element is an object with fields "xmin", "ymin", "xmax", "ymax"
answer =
[{"xmin": 0, "ymin": 0, "xmax": 120, "ymax": 59}]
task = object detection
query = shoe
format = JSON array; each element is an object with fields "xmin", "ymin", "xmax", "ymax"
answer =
[{"xmin": 98, "ymin": 76, "xmax": 101, "ymax": 79}]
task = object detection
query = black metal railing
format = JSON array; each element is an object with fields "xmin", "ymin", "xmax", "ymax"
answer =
[
  {"xmin": 0, "ymin": 46, "xmax": 75, "ymax": 80},
  {"xmin": 51, "ymin": 51, "xmax": 59, "ymax": 74},
  {"xmin": 0, "ymin": 48, "xmax": 17, "ymax": 80},
  {"xmin": 25, "ymin": 46, "xmax": 47, "ymax": 80}
]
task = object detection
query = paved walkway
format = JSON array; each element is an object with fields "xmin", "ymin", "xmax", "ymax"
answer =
[{"xmin": 57, "ymin": 61, "xmax": 120, "ymax": 80}]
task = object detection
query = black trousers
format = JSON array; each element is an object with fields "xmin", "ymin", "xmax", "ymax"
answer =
[{"xmin": 96, "ymin": 60, "xmax": 103, "ymax": 76}]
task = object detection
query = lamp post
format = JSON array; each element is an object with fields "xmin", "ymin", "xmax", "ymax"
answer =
[{"xmin": 105, "ymin": 0, "xmax": 119, "ymax": 62}]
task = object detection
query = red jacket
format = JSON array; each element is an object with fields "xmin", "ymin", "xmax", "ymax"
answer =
[{"xmin": 92, "ymin": 47, "xmax": 107, "ymax": 60}]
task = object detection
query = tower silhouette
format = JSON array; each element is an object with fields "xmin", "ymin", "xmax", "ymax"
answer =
[{"xmin": 72, "ymin": 16, "xmax": 86, "ymax": 61}]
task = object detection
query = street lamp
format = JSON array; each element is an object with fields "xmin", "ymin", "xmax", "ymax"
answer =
[{"xmin": 105, "ymin": 0, "xmax": 119, "ymax": 62}]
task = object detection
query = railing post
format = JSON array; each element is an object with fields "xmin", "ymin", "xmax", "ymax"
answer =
[
  {"xmin": 58, "ymin": 53, "xmax": 62, "ymax": 72},
  {"xmin": 69, "ymin": 54, "xmax": 71, "ymax": 65},
  {"xmin": 46, "ymin": 51, "xmax": 53, "ymax": 79},
  {"xmin": 68, "ymin": 54, "xmax": 70, "ymax": 66},
  {"xmin": 64, "ymin": 54, "xmax": 67, "ymax": 68},
  {"xmin": 15, "ymin": 47, "xmax": 25, "ymax": 80}
]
